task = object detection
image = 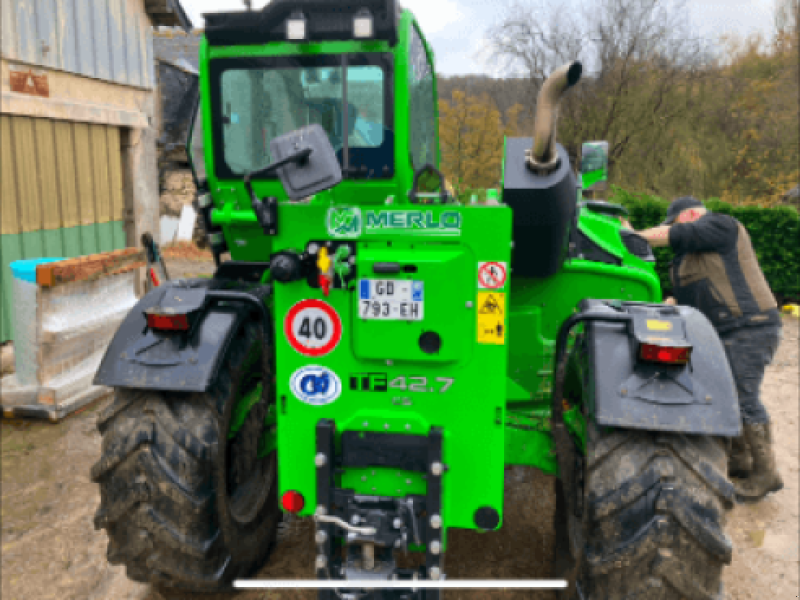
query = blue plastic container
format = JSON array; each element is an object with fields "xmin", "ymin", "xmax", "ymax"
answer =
[{"xmin": 10, "ymin": 258, "xmax": 66, "ymax": 283}]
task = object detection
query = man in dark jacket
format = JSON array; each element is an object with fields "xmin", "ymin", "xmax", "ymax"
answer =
[{"xmin": 621, "ymin": 196, "xmax": 784, "ymax": 502}]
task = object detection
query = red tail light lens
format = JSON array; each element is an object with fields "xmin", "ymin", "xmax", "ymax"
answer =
[
  {"xmin": 639, "ymin": 343, "xmax": 691, "ymax": 364},
  {"xmin": 146, "ymin": 313, "xmax": 189, "ymax": 331},
  {"xmin": 281, "ymin": 490, "xmax": 305, "ymax": 513}
]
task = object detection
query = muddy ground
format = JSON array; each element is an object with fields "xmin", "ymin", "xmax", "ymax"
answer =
[{"xmin": 2, "ymin": 256, "xmax": 797, "ymax": 600}]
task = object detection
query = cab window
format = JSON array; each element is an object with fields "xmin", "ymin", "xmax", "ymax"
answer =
[{"xmin": 409, "ymin": 25, "xmax": 436, "ymax": 170}]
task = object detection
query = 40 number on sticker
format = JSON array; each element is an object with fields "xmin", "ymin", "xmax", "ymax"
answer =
[{"xmin": 285, "ymin": 299, "xmax": 342, "ymax": 357}]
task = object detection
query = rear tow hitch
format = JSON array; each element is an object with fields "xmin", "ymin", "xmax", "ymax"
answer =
[{"xmin": 314, "ymin": 420, "xmax": 444, "ymax": 600}]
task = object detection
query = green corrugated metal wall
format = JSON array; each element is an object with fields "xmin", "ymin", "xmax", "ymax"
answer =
[{"xmin": 0, "ymin": 115, "xmax": 128, "ymax": 343}]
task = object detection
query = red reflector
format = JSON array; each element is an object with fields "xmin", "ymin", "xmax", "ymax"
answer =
[
  {"xmin": 639, "ymin": 343, "xmax": 691, "ymax": 364},
  {"xmin": 149, "ymin": 267, "xmax": 160, "ymax": 287},
  {"xmin": 282, "ymin": 490, "xmax": 305, "ymax": 513},
  {"xmin": 146, "ymin": 313, "xmax": 189, "ymax": 331}
]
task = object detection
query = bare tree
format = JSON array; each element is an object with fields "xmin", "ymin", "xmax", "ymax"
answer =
[
  {"xmin": 484, "ymin": 0, "xmax": 715, "ymax": 173},
  {"xmin": 774, "ymin": 0, "xmax": 799, "ymax": 36},
  {"xmin": 482, "ymin": 0, "xmax": 585, "ymax": 128}
]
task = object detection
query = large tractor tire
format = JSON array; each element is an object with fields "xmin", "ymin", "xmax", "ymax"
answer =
[
  {"xmin": 91, "ymin": 318, "xmax": 280, "ymax": 592},
  {"xmin": 556, "ymin": 345, "xmax": 737, "ymax": 600}
]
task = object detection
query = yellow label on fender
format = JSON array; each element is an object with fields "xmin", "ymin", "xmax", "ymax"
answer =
[
  {"xmin": 647, "ymin": 319, "xmax": 673, "ymax": 331},
  {"xmin": 477, "ymin": 292, "xmax": 505, "ymax": 344}
]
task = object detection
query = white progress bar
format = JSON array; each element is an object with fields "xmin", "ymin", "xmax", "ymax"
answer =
[{"xmin": 234, "ymin": 580, "xmax": 567, "ymax": 589}]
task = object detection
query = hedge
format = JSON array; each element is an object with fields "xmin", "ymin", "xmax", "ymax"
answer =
[{"xmin": 609, "ymin": 186, "xmax": 800, "ymax": 304}]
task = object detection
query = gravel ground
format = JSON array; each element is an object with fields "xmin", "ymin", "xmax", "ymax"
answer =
[{"xmin": 1, "ymin": 255, "xmax": 796, "ymax": 600}]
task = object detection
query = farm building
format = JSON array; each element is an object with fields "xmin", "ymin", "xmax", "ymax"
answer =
[
  {"xmin": 153, "ymin": 26, "xmax": 200, "ymax": 73},
  {"xmin": 0, "ymin": 0, "xmax": 191, "ymax": 343}
]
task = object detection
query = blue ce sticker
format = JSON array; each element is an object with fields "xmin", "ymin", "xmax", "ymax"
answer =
[{"xmin": 290, "ymin": 366, "xmax": 342, "ymax": 406}]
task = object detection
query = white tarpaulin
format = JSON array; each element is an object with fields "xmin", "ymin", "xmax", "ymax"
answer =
[
  {"xmin": 177, "ymin": 204, "xmax": 197, "ymax": 241},
  {"xmin": 160, "ymin": 215, "xmax": 180, "ymax": 244}
]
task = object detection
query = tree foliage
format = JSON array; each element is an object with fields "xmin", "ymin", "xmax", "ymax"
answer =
[
  {"xmin": 484, "ymin": 0, "xmax": 712, "ymax": 170},
  {"xmin": 712, "ymin": 7, "xmax": 799, "ymax": 205},
  {"xmin": 438, "ymin": 90, "xmax": 523, "ymax": 196},
  {"xmin": 434, "ymin": 0, "xmax": 798, "ymax": 205}
]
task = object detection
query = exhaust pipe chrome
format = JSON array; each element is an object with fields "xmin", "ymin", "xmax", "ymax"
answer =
[{"xmin": 526, "ymin": 61, "xmax": 582, "ymax": 175}]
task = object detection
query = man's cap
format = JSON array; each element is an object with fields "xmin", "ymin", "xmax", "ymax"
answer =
[{"xmin": 661, "ymin": 196, "xmax": 704, "ymax": 225}]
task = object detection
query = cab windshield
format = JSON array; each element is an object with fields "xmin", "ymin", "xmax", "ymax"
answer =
[{"xmin": 209, "ymin": 53, "xmax": 394, "ymax": 180}]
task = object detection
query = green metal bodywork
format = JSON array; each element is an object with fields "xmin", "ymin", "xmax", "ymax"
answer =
[{"xmin": 193, "ymin": 8, "xmax": 661, "ymax": 549}]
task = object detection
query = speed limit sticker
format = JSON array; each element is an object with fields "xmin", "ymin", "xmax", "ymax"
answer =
[{"xmin": 285, "ymin": 300, "xmax": 342, "ymax": 357}]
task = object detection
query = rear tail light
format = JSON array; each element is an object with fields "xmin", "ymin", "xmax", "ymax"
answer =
[
  {"xmin": 282, "ymin": 490, "xmax": 305, "ymax": 513},
  {"xmin": 639, "ymin": 343, "xmax": 691, "ymax": 364},
  {"xmin": 146, "ymin": 313, "xmax": 189, "ymax": 331}
]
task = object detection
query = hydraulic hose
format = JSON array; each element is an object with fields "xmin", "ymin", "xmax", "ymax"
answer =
[{"xmin": 205, "ymin": 289, "xmax": 273, "ymax": 346}]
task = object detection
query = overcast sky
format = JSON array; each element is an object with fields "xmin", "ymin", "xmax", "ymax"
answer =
[{"xmin": 179, "ymin": 0, "xmax": 779, "ymax": 76}]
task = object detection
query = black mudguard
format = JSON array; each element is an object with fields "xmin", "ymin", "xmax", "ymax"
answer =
[
  {"xmin": 579, "ymin": 299, "xmax": 741, "ymax": 437},
  {"xmin": 93, "ymin": 279, "xmax": 271, "ymax": 393}
]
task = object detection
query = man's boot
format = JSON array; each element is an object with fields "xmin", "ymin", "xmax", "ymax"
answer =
[
  {"xmin": 729, "ymin": 435, "xmax": 752, "ymax": 479},
  {"xmin": 735, "ymin": 423, "xmax": 784, "ymax": 503}
]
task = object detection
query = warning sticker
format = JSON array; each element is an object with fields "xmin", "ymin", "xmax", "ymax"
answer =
[
  {"xmin": 477, "ymin": 292, "xmax": 506, "ymax": 345},
  {"xmin": 285, "ymin": 299, "xmax": 342, "ymax": 357},
  {"xmin": 478, "ymin": 262, "xmax": 507, "ymax": 289}
]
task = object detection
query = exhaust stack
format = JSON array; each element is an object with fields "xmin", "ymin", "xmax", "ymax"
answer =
[{"xmin": 525, "ymin": 61, "xmax": 582, "ymax": 175}]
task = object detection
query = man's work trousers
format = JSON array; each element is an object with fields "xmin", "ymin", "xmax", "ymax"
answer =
[{"xmin": 719, "ymin": 325, "xmax": 782, "ymax": 425}]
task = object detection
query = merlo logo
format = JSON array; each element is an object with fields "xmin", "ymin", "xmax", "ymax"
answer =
[{"xmin": 326, "ymin": 207, "xmax": 362, "ymax": 237}]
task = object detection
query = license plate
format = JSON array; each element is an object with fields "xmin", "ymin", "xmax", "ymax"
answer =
[{"xmin": 359, "ymin": 279, "xmax": 424, "ymax": 320}]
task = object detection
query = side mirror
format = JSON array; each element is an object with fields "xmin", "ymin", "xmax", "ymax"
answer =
[
  {"xmin": 245, "ymin": 123, "xmax": 342, "ymax": 203},
  {"xmin": 243, "ymin": 124, "xmax": 342, "ymax": 236},
  {"xmin": 271, "ymin": 123, "xmax": 342, "ymax": 200},
  {"xmin": 580, "ymin": 141, "xmax": 608, "ymax": 194}
]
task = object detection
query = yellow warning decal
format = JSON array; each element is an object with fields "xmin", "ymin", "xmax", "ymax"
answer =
[
  {"xmin": 477, "ymin": 292, "xmax": 505, "ymax": 345},
  {"xmin": 647, "ymin": 319, "xmax": 673, "ymax": 331}
]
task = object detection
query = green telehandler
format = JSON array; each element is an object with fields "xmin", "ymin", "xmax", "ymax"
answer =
[{"xmin": 92, "ymin": 1, "xmax": 739, "ymax": 598}]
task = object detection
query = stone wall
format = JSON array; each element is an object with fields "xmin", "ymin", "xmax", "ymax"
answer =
[
  {"xmin": 159, "ymin": 169, "xmax": 207, "ymax": 248},
  {"xmin": 160, "ymin": 170, "xmax": 196, "ymax": 217}
]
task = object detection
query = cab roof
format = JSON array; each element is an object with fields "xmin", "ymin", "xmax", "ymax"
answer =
[{"xmin": 203, "ymin": 0, "xmax": 401, "ymax": 47}]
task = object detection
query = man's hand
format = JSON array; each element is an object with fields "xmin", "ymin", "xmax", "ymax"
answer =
[
  {"xmin": 616, "ymin": 217, "xmax": 671, "ymax": 247},
  {"xmin": 664, "ymin": 297, "xmax": 676, "ymax": 306},
  {"xmin": 633, "ymin": 225, "xmax": 672, "ymax": 248}
]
